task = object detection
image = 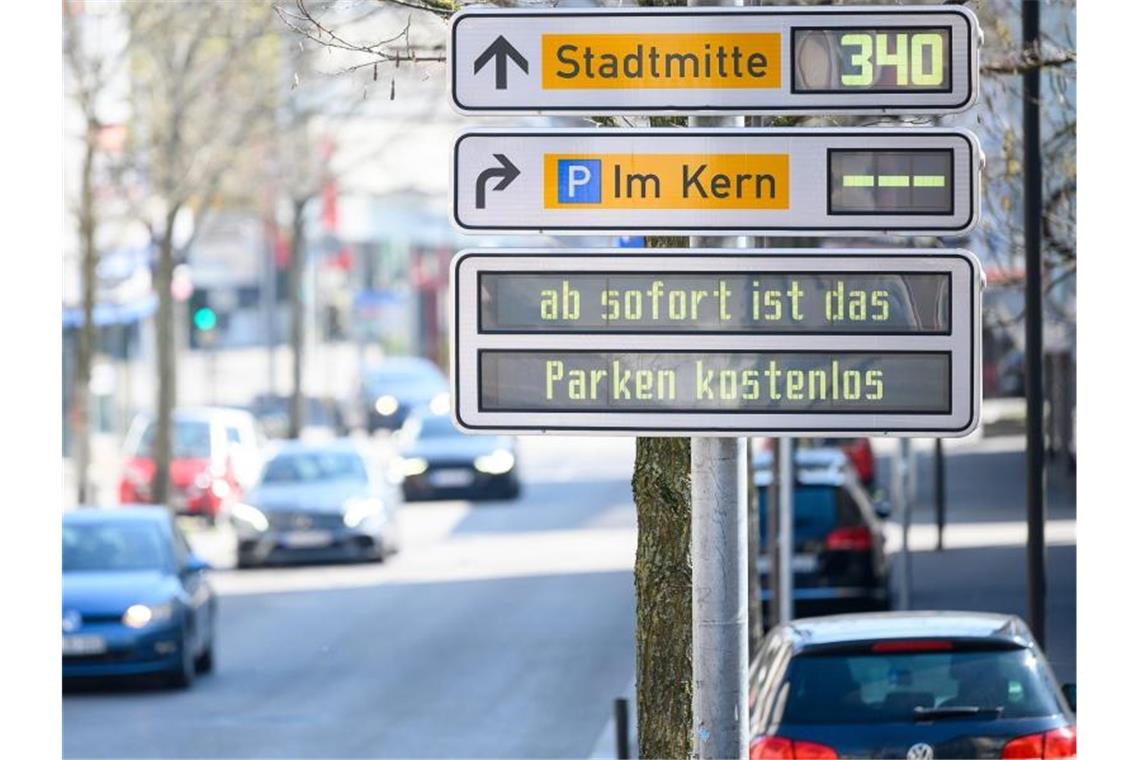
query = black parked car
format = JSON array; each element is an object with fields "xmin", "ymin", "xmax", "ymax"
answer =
[
  {"xmin": 749, "ymin": 611, "xmax": 1076, "ymax": 759},
  {"xmin": 755, "ymin": 447, "xmax": 890, "ymax": 620},
  {"xmin": 395, "ymin": 411, "xmax": 521, "ymax": 502},
  {"xmin": 359, "ymin": 357, "xmax": 449, "ymax": 433}
]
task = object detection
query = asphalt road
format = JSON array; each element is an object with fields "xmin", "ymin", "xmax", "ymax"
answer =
[{"xmin": 63, "ymin": 435, "xmax": 640, "ymax": 759}]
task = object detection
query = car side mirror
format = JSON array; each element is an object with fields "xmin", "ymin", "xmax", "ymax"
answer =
[
  {"xmin": 873, "ymin": 498, "xmax": 892, "ymax": 520},
  {"xmin": 1061, "ymin": 683, "xmax": 1076, "ymax": 712},
  {"xmin": 183, "ymin": 553, "xmax": 211, "ymax": 575}
]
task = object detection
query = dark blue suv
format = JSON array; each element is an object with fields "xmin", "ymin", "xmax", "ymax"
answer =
[{"xmin": 749, "ymin": 612, "xmax": 1076, "ymax": 759}]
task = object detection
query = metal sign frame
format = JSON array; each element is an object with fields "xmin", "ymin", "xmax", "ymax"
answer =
[
  {"xmin": 451, "ymin": 249, "xmax": 983, "ymax": 436},
  {"xmin": 452, "ymin": 128, "xmax": 981, "ymax": 236},
  {"xmin": 450, "ymin": 6, "xmax": 979, "ymax": 116}
]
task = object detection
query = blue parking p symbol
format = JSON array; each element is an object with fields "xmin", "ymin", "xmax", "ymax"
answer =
[{"xmin": 558, "ymin": 159, "xmax": 602, "ymax": 204}]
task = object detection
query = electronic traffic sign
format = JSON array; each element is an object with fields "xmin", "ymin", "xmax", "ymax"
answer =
[
  {"xmin": 450, "ymin": 6, "xmax": 978, "ymax": 115},
  {"xmin": 451, "ymin": 249, "xmax": 983, "ymax": 435},
  {"xmin": 452, "ymin": 128, "xmax": 980, "ymax": 236}
]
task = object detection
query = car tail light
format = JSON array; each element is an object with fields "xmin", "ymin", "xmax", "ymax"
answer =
[
  {"xmin": 1044, "ymin": 726, "xmax": 1077, "ymax": 758},
  {"xmin": 750, "ymin": 736, "xmax": 838, "ymax": 760},
  {"xmin": 871, "ymin": 639, "xmax": 954, "ymax": 653},
  {"xmin": 824, "ymin": 525, "xmax": 873, "ymax": 551},
  {"xmin": 842, "ymin": 440, "xmax": 875, "ymax": 482},
  {"xmin": 1001, "ymin": 726, "xmax": 1076, "ymax": 759}
]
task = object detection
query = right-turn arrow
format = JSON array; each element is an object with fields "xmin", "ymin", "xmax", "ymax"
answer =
[
  {"xmin": 475, "ymin": 154, "xmax": 520, "ymax": 210},
  {"xmin": 473, "ymin": 36, "xmax": 529, "ymax": 90}
]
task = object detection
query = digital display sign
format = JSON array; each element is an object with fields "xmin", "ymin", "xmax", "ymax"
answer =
[
  {"xmin": 829, "ymin": 149, "xmax": 954, "ymax": 215},
  {"xmin": 453, "ymin": 129, "xmax": 980, "ymax": 235},
  {"xmin": 480, "ymin": 351, "xmax": 951, "ymax": 414},
  {"xmin": 793, "ymin": 28, "xmax": 951, "ymax": 93},
  {"xmin": 480, "ymin": 272, "xmax": 950, "ymax": 333},
  {"xmin": 451, "ymin": 7, "xmax": 978, "ymax": 115},
  {"xmin": 451, "ymin": 250, "xmax": 983, "ymax": 435}
]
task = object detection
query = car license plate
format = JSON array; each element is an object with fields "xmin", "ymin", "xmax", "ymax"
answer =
[
  {"xmin": 757, "ymin": 555, "xmax": 820, "ymax": 573},
  {"xmin": 429, "ymin": 469, "xmax": 475, "ymax": 488},
  {"xmin": 62, "ymin": 635, "xmax": 107, "ymax": 657},
  {"xmin": 280, "ymin": 530, "xmax": 334, "ymax": 549}
]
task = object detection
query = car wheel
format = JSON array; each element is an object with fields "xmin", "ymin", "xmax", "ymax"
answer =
[
  {"xmin": 236, "ymin": 553, "xmax": 259, "ymax": 570},
  {"xmin": 165, "ymin": 632, "xmax": 196, "ymax": 689},
  {"xmin": 194, "ymin": 637, "xmax": 215, "ymax": 674}
]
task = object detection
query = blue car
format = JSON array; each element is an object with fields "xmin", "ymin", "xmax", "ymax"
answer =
[
  {"xmin": 62, "ymin": 507, "xmax": 217, "ymax": 688},
  {"xmin": 749, "ymin": 612, "xmax": 1076, "ymax": 759}
]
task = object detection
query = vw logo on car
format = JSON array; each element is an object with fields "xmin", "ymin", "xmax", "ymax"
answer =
[
  {"xmin": 62, "ymin": 609, "xmax": 82, "ymax": 633},
  {"xmin": 907, "ymin": 743, "xmax": 935, "ymax": 760}
]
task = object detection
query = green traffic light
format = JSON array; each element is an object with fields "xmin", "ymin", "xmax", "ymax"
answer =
[{"xmin": 193, "ymin": 307, "xmax": 218, "ymax": 331}]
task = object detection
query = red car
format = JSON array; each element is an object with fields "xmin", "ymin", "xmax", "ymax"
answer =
[{"xmin": 119, "ymin": 410, "xmax": 246, "ymax": 522}]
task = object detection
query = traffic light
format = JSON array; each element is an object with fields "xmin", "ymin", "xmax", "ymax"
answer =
[
  {"xmin": 188, "ymin": 291, "xmax": 224, "ymax": 348},
  {"xmin": 193, "ymin": 306, "xmax": 218, "ymax": 332}
]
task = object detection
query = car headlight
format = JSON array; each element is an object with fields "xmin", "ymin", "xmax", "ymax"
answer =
[
  {"xmin": 122, "ymin": 602, "xmax": 174, "ymax": 629},
  {"xmin": 230, "ymin": 502, "xmax": 269, "ymax": 532},
  {"xmin": 474, "ymin": 449, "xmax": 515, "ymax": 475},
  {"xmin": 429, "ymin": 392, "xmax": 450, "ymax": 416},
  {"xmin": 374, "ymin": 395, "xmax": 399, "ymax": 416},
  {"xmin": 344, "ymin": 497, "xmax": 385, "ymax": 528},
  {"xmin": 398, "ymin": 457, "xmax": 429, "ymax": 477}
]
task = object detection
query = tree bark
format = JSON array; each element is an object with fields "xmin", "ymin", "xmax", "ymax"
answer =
[
  {"xmin": 633, "ymin": 436, "xmax": 693, "ymax": 759},
  {"xmin": 632, "ymin": 230, "xmax": 693, "ymax": 759},
  {"xmin": 287, "ymin": 197, "xmax": 309, "ymax": 439},
  {"xmin": 152, "ymin": 207, "xmax": 179, "ymax": 508},
  {"xmin": 73, "ymin": 118, "xmax": 98, "ymax": 505}
]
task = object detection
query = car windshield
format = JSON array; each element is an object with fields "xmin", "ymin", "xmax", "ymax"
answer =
[
  {"xmin": 261, "ymin": 451, "xmax": 368, "ymax": 484},
  {"xmin": 778, "ymin": 648, "xmax": 1063, "ymax": 724},
  {"xmin": 135, "ymin": 419, "xmax": 212, "ymax": 459},
  {"xmin": 63, "ymin": 521, "xmax": 172, "ymax": 574},
  {"xmin": 415, "ymin": 414, "xmax": 463, "ymax": 440},
  {"xmin": 366, "ymin": 363, "xmax": 446, "ymax": 395}
]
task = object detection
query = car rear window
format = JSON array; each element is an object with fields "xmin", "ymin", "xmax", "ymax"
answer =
[
  {"xmin": 778, "ymin": 648, "xmax": 1062, "ymax": 724},
  {"xmin": 134, "ymin": 419, "xmax": 212, "ymax": 459},
  {"xmin": 758, "ymin": 485, "xmax": 863, "ymax": 547}
]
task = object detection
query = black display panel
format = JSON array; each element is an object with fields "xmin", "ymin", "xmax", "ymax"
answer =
[
  {"xmin": 829, "ymin": 149, "xmax": 954, "ymax": 215},
  {"xmin": 792, "ymin": 27, "xmax": 952, "ymax": 93},
  {"xmin": 479, "ymin": 351, "xmax": 951, "ymax": 414},
  {"xmin": 479, "ymin": 272, "xmax": 951, "ymax": 334}
]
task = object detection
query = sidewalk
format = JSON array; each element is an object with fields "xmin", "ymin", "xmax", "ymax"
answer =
[{"xmin": 882, "ymin": 435, "xmax": 1077, "ymax": 683}]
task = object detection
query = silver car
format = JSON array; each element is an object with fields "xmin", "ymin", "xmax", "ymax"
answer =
[{"xmin": 233, "ymin": 440, "xmax": 401, "ymax": 567}]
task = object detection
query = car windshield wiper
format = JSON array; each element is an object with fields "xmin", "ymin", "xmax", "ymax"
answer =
[{"xmin": 913, "ymin": 706, "xmax": 1004, "ymax": 722}]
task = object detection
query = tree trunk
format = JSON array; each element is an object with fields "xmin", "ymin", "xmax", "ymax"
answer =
[
  {"xmin": 633, "ymin": 436, "xmax": 693, "ymax": 759},
  {"xmin": 631, "ymin": 231, "xmax": 693, "ymax": 759},
  {"xmin": 152, "ymin": 208, "xmax": 179, "ymax": 508},
  {"xmin": 287, "ymin": 197, "xmax": 308, "ymax": 439},
  {"xmin": 73, "ymin": 119, "xmax": 98, "ymax": 505}
]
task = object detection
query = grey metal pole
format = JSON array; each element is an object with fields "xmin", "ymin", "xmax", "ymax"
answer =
[
  {"xmin": 935, "ymin": 438, "xmax": 946, "ymax": 551},
  {"xmin": 897, "ymin": 438, "xmax": 912, "ymax": 610},
  {"xmin": 777, "ymin": 437, "xmax": 793, "ymax": 625},
  {"xmin": 691, "ymin": 437, "xmax": 748, "ymax": 760},
  {"xmin": 1022, "ymin": 0, "xmax": 1047, "ymax": 650},
  {"xmin": 687, "ymin": 1, "xmax": 747, "ymax": 744}
]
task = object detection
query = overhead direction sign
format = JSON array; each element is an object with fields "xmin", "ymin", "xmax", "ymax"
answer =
[
  {"xmin": 452, "ymin": 128, "xmax": 980, "ymax": 236},
  {"xmin": 451, "ymin": 249, "xmax": 983, "ymax": 436},
  {"xmin": 450, "ymin": 6, "xmax": 979, "ymax": 115}
]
